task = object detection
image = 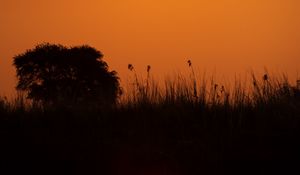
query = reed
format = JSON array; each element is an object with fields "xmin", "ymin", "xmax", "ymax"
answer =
[{"xmin": 0, "ymin": 68, "xmax": 299, "ymax": 174}]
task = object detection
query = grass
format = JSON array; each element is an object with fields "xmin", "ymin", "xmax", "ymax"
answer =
[{"xmin": 0, "ymin": 71, "xmax": 300, "ymax": 175}]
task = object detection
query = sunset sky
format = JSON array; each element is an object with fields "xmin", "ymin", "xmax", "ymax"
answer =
[{"xmin": 1, "ymin": 0, "xmax": 300, "ymax": 96}]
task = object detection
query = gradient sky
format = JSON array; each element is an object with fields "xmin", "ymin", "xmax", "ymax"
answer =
[{"xmin": 1, "ymin": 0, "xmax": 300, "ymax": 96}]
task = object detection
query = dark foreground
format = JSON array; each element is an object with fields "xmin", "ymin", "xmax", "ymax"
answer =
[{"xmin": 1, "ymin": 99, "xmax": 300, "ymax": 175}]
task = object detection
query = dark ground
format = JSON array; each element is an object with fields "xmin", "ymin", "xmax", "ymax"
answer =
[{"xmin": 1, "ymin": 101, "xmax": 300, "ymax": 175}]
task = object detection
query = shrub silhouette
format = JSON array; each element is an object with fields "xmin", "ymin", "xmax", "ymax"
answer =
[{"xmin": 13, "ymin": 43, "xmax": 121, "ymax": 106}]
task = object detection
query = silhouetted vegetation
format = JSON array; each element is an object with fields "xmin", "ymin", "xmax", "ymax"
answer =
[
  {"xmin": 13, "ymin": 43, "xmax": 121, "ymax": 107},
  {"xmin": 1, "ymin": 58, "xmax": 300, "ymax": 174}
]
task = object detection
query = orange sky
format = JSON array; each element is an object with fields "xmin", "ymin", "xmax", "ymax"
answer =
[{"xmin": 1, "ymin": 0, "xmax": 300, "ymax": 96}]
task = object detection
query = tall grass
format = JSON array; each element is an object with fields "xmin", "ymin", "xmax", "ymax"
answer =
[
  {"xmin": 122, "ymin": 69, "xmax": 299, "ymax": 109},
  {"xmin": 0, "ymin": 70, "xmax": 300, "ymax": 175}
]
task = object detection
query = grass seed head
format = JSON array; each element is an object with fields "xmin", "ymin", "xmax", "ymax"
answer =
[
  {"xmin": 128, "ymin": 64, "xmax": 134, "ymax": 71},
  {"xmin": 147, "ymin": 65, "xmax": 151, "ymax": 73},
  {"xmin": 187, "ymin": 60, "xmax": 192, "ymax": 67},
  {"xmin": 263, "ymin": 74, "xmax": 269, "ymax": 81}
]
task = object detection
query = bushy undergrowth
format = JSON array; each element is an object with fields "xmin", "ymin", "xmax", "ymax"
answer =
[{"xmin": 0, "ymin": 73, "xmax": 300, "ymax": 175}]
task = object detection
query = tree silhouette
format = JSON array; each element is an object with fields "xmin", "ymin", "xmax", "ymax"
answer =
[{"xmin": 13, "ymin": 43, "xmax": 121, "ymax": 106}]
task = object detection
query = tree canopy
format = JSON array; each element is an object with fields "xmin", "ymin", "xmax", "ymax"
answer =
[{"xmin": 13, "ymin": 43, "xmax": 121, "ymax": 106}]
